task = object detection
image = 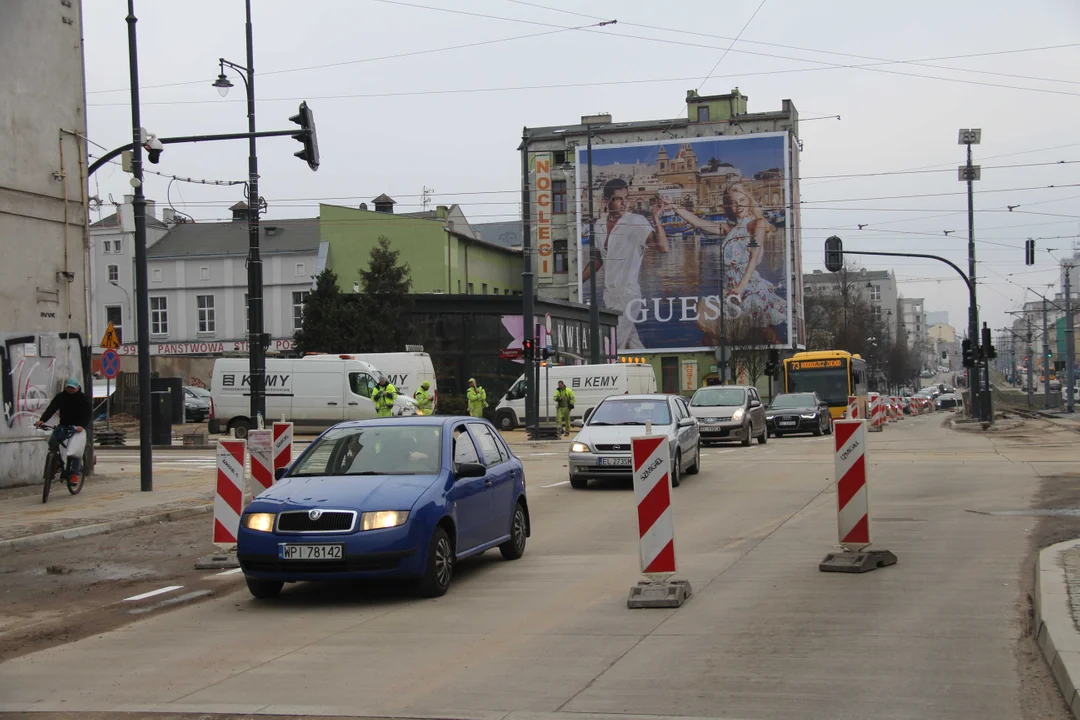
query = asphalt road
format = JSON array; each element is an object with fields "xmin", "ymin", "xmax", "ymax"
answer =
[{"xmin": 2, "ymin": 413, "xmax": 1076, "ymax": 720}]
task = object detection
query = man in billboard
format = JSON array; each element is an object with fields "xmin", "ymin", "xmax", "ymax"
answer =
[{"xmin": 582, "ymin": 178, "xmax": 668, "ymax": 350}]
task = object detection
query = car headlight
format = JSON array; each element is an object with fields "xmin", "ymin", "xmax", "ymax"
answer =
[
  {"xmin": 360, "ymin": 511, "xmax": 409, "ymax": 531},
  {"xmin": 731, "ymin": 408, "xmax": 745, "ymax": 422},
  {"xmin": 570, "ymin": 441, "xmax": 591, "ymax": 453},
  {"xmin": 242, "ymin": 512, "xmax": 275, "ymax": 533},
  {"xmin": 800, "ymin": 413, "xmax": 817, "ymax": 419}
]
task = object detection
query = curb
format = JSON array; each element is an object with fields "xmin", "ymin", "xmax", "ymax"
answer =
[
  {"xmin": 0, "ymin": 503, "xmax": 214, "ymax": 554},
  {"xmin": 1035, "ymin": 538, "xmax": 1080, "ymax": 718}
]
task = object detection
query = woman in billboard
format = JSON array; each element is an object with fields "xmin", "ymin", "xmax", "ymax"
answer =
[{"xmin": 659, "ymin": 182, "xmax": 786, "ymax": 344}]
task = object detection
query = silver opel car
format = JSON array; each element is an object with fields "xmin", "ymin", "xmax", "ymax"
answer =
[{"xmin": 567, "ymin": 394, "xmax": 700, "ymax": 490}]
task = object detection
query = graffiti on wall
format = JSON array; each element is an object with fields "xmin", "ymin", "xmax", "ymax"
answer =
[{"xmin": 2, "ymin": 338, "xmax": 81, "ymax": 431}]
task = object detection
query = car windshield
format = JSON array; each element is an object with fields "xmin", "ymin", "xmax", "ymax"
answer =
[
  {"xmin": 589, "ymin": 399, "xmax": 671, "ymax": 426},
  {"xmin": 290, "ymin": 425, "xmax": 443, "ymax": 477},
  {"xmin": 691, "ymin": 388, "xmax": 746, "ymax": 407},
  {"xmin": 770, "ymin": 393, "xmax": 816, "ymax": 409}
]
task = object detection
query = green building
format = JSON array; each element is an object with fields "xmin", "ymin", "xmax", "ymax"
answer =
[{"xmin": 320, "ymin": 198, "xmax": 522, "ymax": 296}]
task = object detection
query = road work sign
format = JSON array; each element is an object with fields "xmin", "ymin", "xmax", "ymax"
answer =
[{"xmin": 100, "ymin": 321, "xmax": 121, "ymax": 350}]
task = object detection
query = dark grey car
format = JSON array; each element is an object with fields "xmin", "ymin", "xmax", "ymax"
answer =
[{"xmin": 765, "ymin": 392, "xmax": 833, "ymax": 437}]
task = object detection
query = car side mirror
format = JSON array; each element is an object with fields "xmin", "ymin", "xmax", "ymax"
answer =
[
  {"xmin": 572, "ymin": 419, "xmax": 584, "ymax": 428},
  {"xmin": 750, "ymin": 399, "xmax": 761, "ymax": 408},
  {"xmin": 456, "ymin": 462, "xmax": 487, "ymax": 479},
  {"xmin": 678, "ymin": 417, "xmax": 696, "ymax": 427},
  {"xmin": 275, "ymin": 467, "xmax": 288, "ymax": 481}
]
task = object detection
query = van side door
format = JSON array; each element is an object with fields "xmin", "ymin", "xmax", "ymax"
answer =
[{"xmin": 346, "ymin": 371, "xmax": 379, "ymax": 419}]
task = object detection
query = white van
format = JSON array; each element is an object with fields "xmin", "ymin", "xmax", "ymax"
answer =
[
  {"xmin": 209, "ymin": 358, "xmax": 417, "ymax": 437},
  {"xmin": 494, "ymin": 362, "xmax": 657, "ymax": 431},
  {"xmin": 300, "ymin": 352, "xmax": 437, "ymax": 411}
]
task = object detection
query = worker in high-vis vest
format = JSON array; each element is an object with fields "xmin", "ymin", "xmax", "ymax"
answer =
[
  {"xmin": 413, "ymin": 381, "xmax": 434, "ymax": 415},
  {"xmin": 371, "ymin": 377, "xmax": 397, "ymax": 418},
  {"xmin": 466, "ymin": 378, "xmax": 487, "ymax": 418},
  {"xmin": 554, "ymin": 380, "xmax": 575, "ymax": 436}
]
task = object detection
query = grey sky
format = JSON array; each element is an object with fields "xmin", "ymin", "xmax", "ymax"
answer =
[{"xmin": 82, "ymin": 0, "xmax": 1080, "ymax": 336}]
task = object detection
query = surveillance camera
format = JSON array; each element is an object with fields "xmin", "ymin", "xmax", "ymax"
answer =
[{"xmin": 144, "ymin": 135, "xmax": 164, "ymax": 164}]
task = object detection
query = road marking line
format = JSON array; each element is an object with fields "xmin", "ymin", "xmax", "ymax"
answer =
[
  {"xmin": 213, "ymin": 567, "xmax": 243, "ymax": 576},
  {"xmin": 543, "ymin": 480, "xmax": 571, "ymax": 488},
  {"xmin": 123, "ymin": 585, "xmax": 183, "ymax": 602},
  {"xmin": 128, "ymin": 589, "xmax": 213, "ymax": 615}
]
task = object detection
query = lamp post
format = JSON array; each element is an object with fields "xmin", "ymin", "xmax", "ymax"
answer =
[
  {"xmin": 213, "ymin": 0, "xmax": 266, "ymax": 428},
  {"xmin": 958, "ymin": 128, "xmax": 983, "ymax": 420},
  {"xmin": 109, "ymin": 280, "xmax": 133, "ymax": 323}
]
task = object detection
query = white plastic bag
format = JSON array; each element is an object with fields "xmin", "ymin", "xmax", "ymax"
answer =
[{"xmin": 63, "ymin": 428, "xmax": 87, "ymax": 460}]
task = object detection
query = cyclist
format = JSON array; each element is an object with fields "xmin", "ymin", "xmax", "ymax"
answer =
[{"xmin": 35, "ymin": 376, "xmax": 91, "ymax": 486}]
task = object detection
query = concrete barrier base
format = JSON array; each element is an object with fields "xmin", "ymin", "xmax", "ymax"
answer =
[
  {"xmin": 627, "ymin": 579, "xmax": 691, "ymax": 608},
  {"xmin": 819, "ymin": 549, "xmax": 898, "ymax": 573}
]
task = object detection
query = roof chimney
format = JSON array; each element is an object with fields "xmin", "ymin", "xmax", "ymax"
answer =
[
  {"xmin": 372, "ymin": 194, "xmax": 396, "ymax": 214},
  {"xmin": 359, "ymin": 202, "xmax": 369, "ymax": 211},
  {"xmin": 581, "ymin": 113, "xmax": 612, "ymax": 125},
  {"xmin": 162, "ymin": 208, "xmax": 176, "ymax": 225},
  {"xmin": 229, "ymin": 201, "xmax": 249, "ymax": 222},
  {"xmin": 436, "ymin": 205, "xmax": 449, "ymax": 219}
]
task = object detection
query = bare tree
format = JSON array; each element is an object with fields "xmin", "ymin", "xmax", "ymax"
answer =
[{"xmin": 725, "ymin": 308, "xmax": 772, "ymax": 387}]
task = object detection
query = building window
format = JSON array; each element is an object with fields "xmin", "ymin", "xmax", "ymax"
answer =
[
  {"xmin": 871, "ymin": 305, "xmax": 882, "ymax": 322},
  {"xmin": 105, "ymin": 305, "xmax": 123, "ymax": 344},
  {"xmin": 150, "ymin": 297, "xmax": 168, "ymax": 336},
  {"xmin": 554, "ymin": 239, "xmax": 568, "ymax": 274},
  {"xmin": 114, "ymin": 238, "xmax": 122, "ymax": 254},
  {"xmin": 661, "ymin": 356, "xmax": 679, "ymax": 394},
  {"xmin": 102, "ymin": 240, "xmax": 112, "ymax": 254},
  {"xmin": 292, "ymin": 290, "xmax": 309, "ymax": 331},
  {"xmin": 200, "ymin": 266, "xmax": 210, "ymax": 280},
  {"xmin": 505, "ymin": 289, "xmax": 511, "ymax": 295},
  {"xmin": 869, "ymin": 284, "xmax": 881, "ymax": 301},
  {"xmin": 552, "ymin": 180, "xmax": 567, "ymax": 214},
  {"xmin": 493, "ymin": 287, "xmax": 498, "ymax": 295},
  {"xmin": 553, "ymin": 151, "xmax": 566, "ymax": 165},
  {"xmin": 107, "ymin": 264, "xmax": 119, "ymax": 283},
  {"xmin": 468, "ymin": 283, "xmax": 474, "ymax": 294},
  {"xmin": 482, "ymin": 283, "xmax": 488, "ymax": 295},
  {"xmin": 152, "ymin": 268, "xmax": 162, "ymax": 282},
  {"xmin": 697, "ymin": 106, "xmax": 710, "ymax": 122},
  {"xmin": 196, "ymin": 295, "xmax": 216, "ymax": 333},
  {"xmin": 296, "ymin": 262, "xmax": 306, "ymax": 276}
]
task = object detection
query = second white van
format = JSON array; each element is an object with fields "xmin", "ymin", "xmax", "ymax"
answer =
[
  {"xmin": 300, "ymin": 352, "xmax": 438, "ymax": 411},
  {"xmin": 494, "ymin": 362, "xmax": 657, "ymax": 431}
]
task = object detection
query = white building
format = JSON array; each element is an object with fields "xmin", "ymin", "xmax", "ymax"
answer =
[
  {"xmin": 803, "ymin": 268, "xmax": 899, "ymax": 341},
  {"xmin": 0, "ymin": 1, "xmax": 90, "ymax": 487}
]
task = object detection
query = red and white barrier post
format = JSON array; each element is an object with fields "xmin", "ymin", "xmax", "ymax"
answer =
[
  {"xmin": 846, "ymin": 395, "xmax": 859, "ymax": 420},
  {"xmin": 868, "ymin": 393, "xmax": 884, "ymax": 432},
  {"xmin": 273, "ymin": 421, "xmax": 293, "ymax": 477},
  {"xmin": 248, "ymin": 429, "xmax": 274, "ymax": 494},
  {"xmin": 213, "ymin": 440, "xmax": 246, "ymax": 547},
  {"xmin": 627, "ymin": 433, "xmax": 691, "ymax": 608},
  {"xmin": 819, "ymin": 419, "xmax": 896, "ymax": 573}
]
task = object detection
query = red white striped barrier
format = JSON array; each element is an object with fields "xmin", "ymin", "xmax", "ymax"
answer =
[
  {"xmin": 273, "ymin": 421, "xmax": 293, "ymax": 476},
  {"xmin": 891, "ymin": 397, "xmax": 901, "ymax": 421},
  {"xmin": 214, "ymin": 440, "xmax": 246, "ymax": 547},
  {"xmin": 846, "ymin": 395, "xmax": 859, "ymax": 420},
  {"xmin": 247, "ymin": 429, "xmax": 274, "ymax": 493},
  {"xmin": 868, "ymin": 393, "xmax": 884, "ymax": 432},
  {"xmin": 632, "ymin": 434, "xmax": 676, "ymax": 577},
  {"xmin": 834, "ymin": 420, "xmax": 870, "ymax": 550}
]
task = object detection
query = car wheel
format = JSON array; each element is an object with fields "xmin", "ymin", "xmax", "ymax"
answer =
[
  {"xmin": 812, "ymin": 418, "xmax": 824, "ymax": 437},
  {"xmin": 741, "ymin": 423, "xmax": 752, "ymax": 447},
  {"xmin": 497, "ymin": 411, "xmax": 516, "ymax": 432},
  {"xmin": 230, "ymin": 418, "xmax": 251, "ymax": 439},
  {"xmin": 418, "ymin": 526, "xmax": 454, "ymax": 598},
  {"xmin": 671, "ymin": 451, "xmax": 682, "ymax": 488},
  {"xmin": 245, "ymin": 577, "xmax": 283, "ymax": 599},
  {"xmin": 499, "ymin": 502, "xmax": 528, "ymax": 560},
  {"xmin": 686, "ymin": 442, "xmax": 700, "ymax": 475},
  {"xmin": 570, "ymin": 475, "xmax": 588, "ymax": 489},
  {"xmin": 757, "ymin": 425, "xmax": 768, "ymax": 444}
]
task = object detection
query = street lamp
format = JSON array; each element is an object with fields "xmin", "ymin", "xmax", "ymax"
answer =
[
  {"xmin": 213, "ymin": 0, "xmax": 268, "ymax": 428},
  {"xmin": 109, "ymin": 280, "xmax": 132, "ymax": 322}
]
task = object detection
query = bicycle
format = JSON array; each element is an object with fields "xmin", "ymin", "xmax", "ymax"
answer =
[{"xmin": 39, "ymin": 424, "xmax": 86, "ymax": 504}]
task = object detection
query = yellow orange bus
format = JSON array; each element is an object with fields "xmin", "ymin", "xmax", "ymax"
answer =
[{"xmin": 782, "ymin": 350, "xmax": 868, "ymax": 419}]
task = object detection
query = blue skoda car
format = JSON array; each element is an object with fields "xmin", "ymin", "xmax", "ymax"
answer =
[{"xmin": 237, "ymin": 416, "xmax": 530, "ymax": 599}]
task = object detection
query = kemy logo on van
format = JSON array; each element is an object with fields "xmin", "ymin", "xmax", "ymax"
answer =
[
  {"xmin": 220, "ymin": 373, "xmax": 292, "ymax": 395},
  {"xmin": 571, "ymin": 376, "xmax": 620, "ymax": 389}
]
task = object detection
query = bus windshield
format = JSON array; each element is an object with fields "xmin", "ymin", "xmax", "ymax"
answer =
[{"xmin": 787, "ymin": 367, "xmax": 849, "ymax": 406}]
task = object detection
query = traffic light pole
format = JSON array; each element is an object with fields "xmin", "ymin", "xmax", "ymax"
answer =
[
  {"xmin": 1066, "ymin": 266, "xmax": 1075, "ymax": 413},
  {"xmin": 87, "ymin": 129, "xmax": 304, "ymax": 178},
  {"xmin": 965, "ymin": 142, "xmax": 981, "ymax": 421},
  {"xmin": 1043, "ymin": 299, "xmax": 1051, "ymax": 406}
]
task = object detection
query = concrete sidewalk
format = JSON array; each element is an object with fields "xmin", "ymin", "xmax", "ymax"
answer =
[
  {"xmin": 0, "ymin": 469, "xmax": 214, "ymax": 553},
  {"xmin": 1036, "ymin": 539, "xmax": 1080, "ymax": 717}
]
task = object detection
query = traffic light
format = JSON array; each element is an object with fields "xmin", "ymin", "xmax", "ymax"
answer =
[
  {"xmin": 522, "ymin": 338, "xmax": 534, "ymax": 359},
  {"xmin": 962, "ymin": 339, "xmax": 974, "ymax": 368},
  {"xmin": 1025, "ymin": 239, "xmax": 1036, "ymax": 266},
  {"xmin": 541, "ymin": 346, "xmax": 553, "ymax": 360},
  {"xmin": 289, "ymin": 102, "xmax": 320, "ymax": 171},
  {"xmin": 824, "ymin": 236, "xmax": 843, "ymax": 272}
]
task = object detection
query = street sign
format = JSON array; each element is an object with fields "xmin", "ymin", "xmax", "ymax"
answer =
[
  {"xmin": 100, "ymin": 321, "xmax": 121, "ymax": 350},
  {"xmin": 545, "ymin": 313, "xmax": 552, "ymax": 334},
  {"xmin": 101, "ymin": 349, "xmax": 120, "ymax": 379},
  {"xmin": 500, "ymin": 348, "xmax": 524, "ymax": 360}
]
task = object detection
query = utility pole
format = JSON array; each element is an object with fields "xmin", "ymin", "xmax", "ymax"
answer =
[
  {"xmin": 959, "ymin": 129, "xmax": 982, "ymax": 420},
  {"xmin": 1066, "ymin": 264, "xmax": 1075, "ymax": 413},
  {"xmin": 1043, "ymin": 299, "xmax": 1051, "ymax": 406},
  {"xmin": 126, "ymin": 1, "xmax": 152, "ymax": 492},
  {"xmin": 520, "ymin": 128, "xmax": 536, "ymax": 434},
  {"xmin": 243, "ymin": 0, "xmax": 265, "ymax": 428},
  {"xmin": 1027, "ymin": 317, "xmax": 1034, "ymax": 406},
  {"xmin": 587, "ymin": 124, "xmax": 600, "ymax": 364}
]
